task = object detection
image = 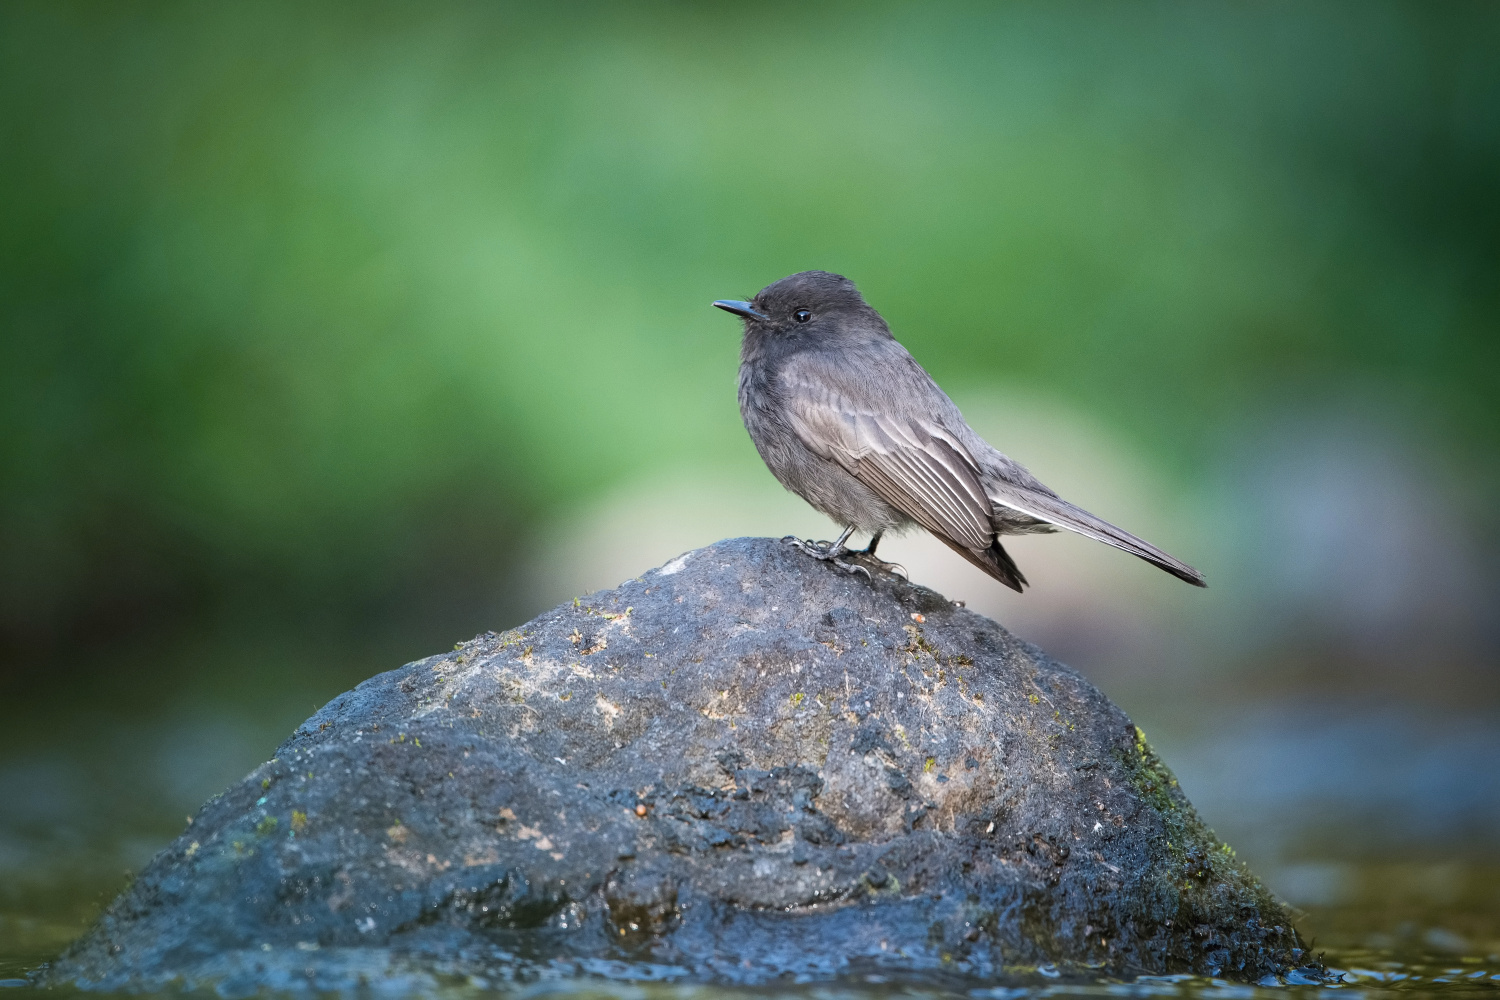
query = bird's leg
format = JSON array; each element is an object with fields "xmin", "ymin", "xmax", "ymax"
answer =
[
  {"xmin": 861, "ymin": 531, "xmax": 883, "ymax": 556},
  {"xmin": 782, "ymin": 526, "xmax": 870, "ymax": 579}
]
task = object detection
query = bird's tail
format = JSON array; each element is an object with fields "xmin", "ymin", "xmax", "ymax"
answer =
[
  {"xmin": 936, "ymin": 534, "xmax": 1028, "ymax": 593},
  {"xmin": 985, "ymin": 481, "xmax": 1207, "ymax": 587}
]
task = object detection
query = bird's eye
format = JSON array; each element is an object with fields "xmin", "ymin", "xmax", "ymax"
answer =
[{"xmin": 793, "ymin": 308, "xmax": 812, "ymax": 323}]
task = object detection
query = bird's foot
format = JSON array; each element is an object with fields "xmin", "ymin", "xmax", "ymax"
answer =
[
  {"xmin": 781, "ymin": 536, "xmax": 871, "ymax": 580},
  {"xmin": 782, "ymin": 535, "xmax": 850, "ymax": 560}
]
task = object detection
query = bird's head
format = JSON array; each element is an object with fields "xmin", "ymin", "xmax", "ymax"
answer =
[{"xmin": 713, "ymin": 271, "xmax": 890, "ymax": 345}]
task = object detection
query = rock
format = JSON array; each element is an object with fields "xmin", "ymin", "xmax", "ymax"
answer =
[{"xmin": 44, "ymin": 538, "xmax": 1315, "ymax": 992}]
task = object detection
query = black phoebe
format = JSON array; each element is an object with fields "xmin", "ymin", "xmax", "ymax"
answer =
[{"xmin": 714, "ymin": 270, "xmax": 1205, "ymax": 592}]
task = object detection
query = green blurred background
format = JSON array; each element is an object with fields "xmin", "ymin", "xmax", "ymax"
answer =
[{"xmin": 2, "ymin": 0, "xmax": 1499, "ymax": 970}]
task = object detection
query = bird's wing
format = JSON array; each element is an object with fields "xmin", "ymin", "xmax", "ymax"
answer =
[
  {"xmin": 778, "ymin": 358, "xmax": 994, "ymax": 553},
  {"xmin": 776, "ymin": 348, "xmax": 1203, "ymax": 590}
]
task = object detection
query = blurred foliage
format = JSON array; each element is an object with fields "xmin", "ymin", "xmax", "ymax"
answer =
[{"xmin": 2, "ymin": 1, "xmax": 1497, "ymax": 673}]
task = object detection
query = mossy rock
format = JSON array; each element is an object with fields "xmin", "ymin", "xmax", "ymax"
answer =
[{"xmin": 44, "ymin": 537, "xmax": 1318, "ymax": 992}]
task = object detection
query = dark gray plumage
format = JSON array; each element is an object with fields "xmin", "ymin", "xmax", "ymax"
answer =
[{"xmin": 714, "ymin": 270, "xmax": 1206, "ymax": 592}]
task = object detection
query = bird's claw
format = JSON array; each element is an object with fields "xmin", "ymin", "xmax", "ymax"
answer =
[
  {"xmin": 781, "ymin": 535, "xmax": 849, "ymax": 560},
  {"xmin": 832, "ymin": 558, "xmax": 872, "ymax": 580}
]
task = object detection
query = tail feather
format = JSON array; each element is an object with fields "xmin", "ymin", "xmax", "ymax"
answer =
[
  {"xmin": 986, "ymin": 482, "xmax": 1207, "ymax": 588},
  {"xmin": 936, "ymin": 534, "xmax": 1028, "ymax": 593}
]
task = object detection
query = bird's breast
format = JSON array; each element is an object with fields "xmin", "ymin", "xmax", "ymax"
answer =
[{"xmin": 736, "ymin": 359, "xmax": 905, "ymax": 532}]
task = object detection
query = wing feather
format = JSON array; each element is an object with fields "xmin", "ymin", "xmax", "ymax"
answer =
[{"xmin": 780, "ymin": 371, "xmax": 994, "ymax": 553}]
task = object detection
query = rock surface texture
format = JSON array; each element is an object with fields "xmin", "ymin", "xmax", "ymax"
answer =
[{"xmin": 47, "ymin": 537, "xmax": 1313, "ymax": 992}]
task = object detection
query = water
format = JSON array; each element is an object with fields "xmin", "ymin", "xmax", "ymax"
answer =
[
  {"xmin": 3, "ymin": 640, "xmax": 1497, "ymax": 997},
  {"xmin": 5, "ymin": 913, "xmax": 1500, "ymax": 997}
]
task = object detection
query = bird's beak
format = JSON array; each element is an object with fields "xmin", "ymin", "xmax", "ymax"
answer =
[{"xmin": 712, "ymin": 299, "xmax": 768, "ymax": 321}]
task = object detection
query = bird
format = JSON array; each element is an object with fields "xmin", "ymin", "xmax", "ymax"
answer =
[{"xmin": 713, "ymin": 270, "xmax": 1205, "ymax": 592}]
